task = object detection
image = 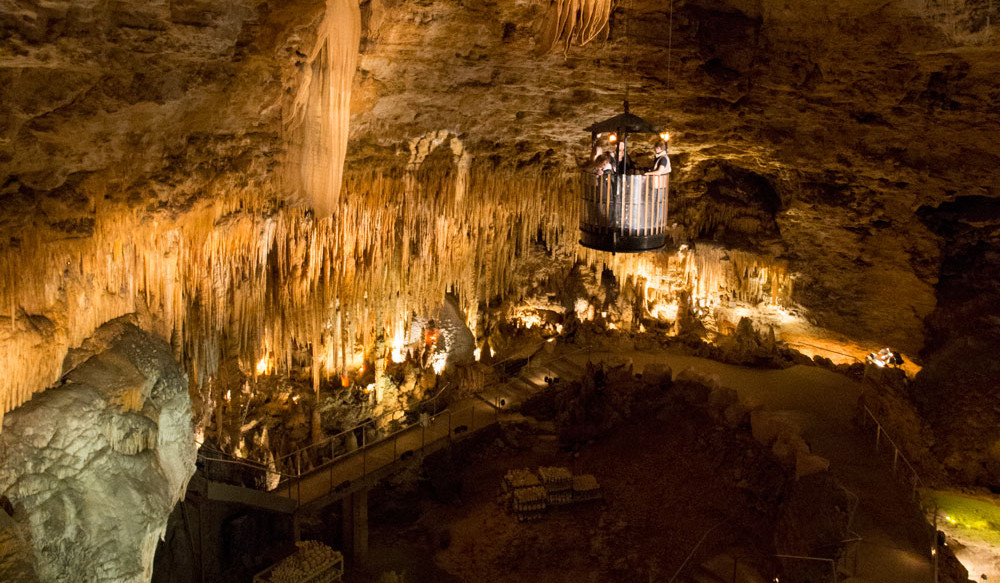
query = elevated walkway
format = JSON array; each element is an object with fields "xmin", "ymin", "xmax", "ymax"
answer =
[{"xmin": 194, "ymin": 346, "xmax": 590, "ymax": 561}]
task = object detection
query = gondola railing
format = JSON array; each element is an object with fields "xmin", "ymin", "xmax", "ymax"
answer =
[{"xmin": 579, "ymin": 172, "xmax": 669, "ymax": 252}]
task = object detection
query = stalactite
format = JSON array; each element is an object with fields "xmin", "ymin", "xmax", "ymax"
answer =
[
  {"xmin": 101, "ymin": 415, "xmax": 159, "ymax": 456},
  {"xmin": 537, "ymin": 0, "xmax": 612, "ymax": 55},
  {"xmin": 285, "ymin": 0, "xmax": 362, "ymax": 216},
  {"xmin": 0, "ymin": 139, "xmax": 797, "ymax": 430},
  {"xmin": 0, "ymin": 166, "xmax": 577, "ymax": 426},
  {"xmin": 578, "ymin": 243, "xmax": 793, "ymax": 313}
]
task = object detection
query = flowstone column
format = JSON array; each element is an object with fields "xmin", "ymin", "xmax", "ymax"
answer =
[{"xmin": 0, "ymin": 318, "xmax": 197, "ymax": 583}]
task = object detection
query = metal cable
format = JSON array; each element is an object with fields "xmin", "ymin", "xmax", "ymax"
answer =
[
  {"xmin": 624, "ymin": 0, "xmax": 633, "ymax": 105},
  {"xmin": 667, "ymin": 0, "xmax": 674, "ymax": 91}
]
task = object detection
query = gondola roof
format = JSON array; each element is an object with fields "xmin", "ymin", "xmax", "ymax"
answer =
[{"xmin": 584, "ymin": 111, "xmax": 661, "ymax": 134}]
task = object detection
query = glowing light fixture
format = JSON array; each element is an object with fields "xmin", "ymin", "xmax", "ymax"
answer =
[
  {"xmin": 390, "ymin": 326, "xmax": 407, "ymax": 363},
  {"xmin": 256, "ymin": 354, "xmax": 273, "ymax": 375},
  {"xmin": 431, "ymin": 353, "xmax": 447, "ymax": 374},
  {"xmin": 608, "ymin": 133, "xmax": 617, "ymax": 143},
  {"xmin": 659, "ymin": 131, "xmax": 670, "ymax": 141}
]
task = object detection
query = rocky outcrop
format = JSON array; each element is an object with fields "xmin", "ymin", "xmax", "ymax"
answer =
[
  {"xmin": 774, "ymin": 473, "xmax": 850, "ymax": 574},
  {"xmin": 0, "ymin": 318, "xmax": 196, "ymax": 583},
  {"xmin": 859, "ymin": 364, "xmax": 941, "ymax": 480},
  {"xmin": 751, "ymin": 409, "xmax": 830, "ymax": 479},
  {"xmin": 554, "ymin": 361, "xmax": 671, "ymax": 445},
  {"xmin": 0, "ymin": 509, "xmax": 38, "ymax": 583},
  {"xmin": 912, "ymin": 196, "xmax": 1000, "ymax": 487}
]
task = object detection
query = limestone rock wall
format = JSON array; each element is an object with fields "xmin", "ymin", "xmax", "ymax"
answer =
[
  {"xmin": 914, "ymin": 196, "xmax": 1000, "ymax": 486},
  {"xmin": 0, "ymin": 318, "xmax": 196, "ymax": 583},
  {"xmin": 345, "ymin": 0, "xmax": 995, "ymax": 356}
]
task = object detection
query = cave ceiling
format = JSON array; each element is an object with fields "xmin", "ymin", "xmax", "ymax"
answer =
[{"xmin": 1, "ymin": 0, "xmax": 998, "ymax": 395}]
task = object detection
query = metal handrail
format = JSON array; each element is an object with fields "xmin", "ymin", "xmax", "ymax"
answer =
[
  {"xmin": 272, "ymin": 400, "xmax": 490, "ymax": 505},
  {"xmin": 270, "ymin": 344, "xmax": 595, "ymax": 486},
  {"xmin": 198, "ymin": 343, "xmax": 595, "ymax": 496},
  {"xmin": 859, "ymin": 404, "xmax": 938, "ymax": 583},
  {"xmin": 272, "ymin": 382, "xmax": 451, "ymax": 468},
  {"xmin": 860, "ymin": 405, "xmax": 923, "ymax": 492},
  {"xmin": 270, "ymin": 340, "xmax": 570, "ymax": 469},
  {"xmin": 667, "ymin": 521, "xmax": 723, "ymax": 583}
]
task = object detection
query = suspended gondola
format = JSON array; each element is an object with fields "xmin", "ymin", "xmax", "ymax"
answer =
[{"xmin": 579, "ymin": 101, "xmax": 670, "ymax": 253}]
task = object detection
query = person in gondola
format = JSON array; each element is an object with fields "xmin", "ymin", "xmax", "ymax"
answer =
[
  {"xmin": 586, "ymin": 146, "xmax": 610, "ymax": 174},
  {"xmin": 588, "ymin": 146, "xmax": 614, "ymax": 175},
  {"xmin": 611, "ymin": 141, "xmax": 634, "ymax": 174},
  {"xmin": 645, "ymin": 141, "xmax": 671, "ymax": 175}
]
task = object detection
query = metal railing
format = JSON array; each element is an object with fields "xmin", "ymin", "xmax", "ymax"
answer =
[
  {"xmin": 667, "ymin": 521, "xmax": 723, "ymax": 583},
  {"xmin": 270, "ymin": 382, "xmax": 454, "ymax": 481},
  {"xmin": 266, "ymin": 343, "xmax": 593, "ymax": 485},
  {"xmin": 667, "ymin": 521, "xmax": 847, "ymax": 583},
  {"xmin": 579, "ymin": 172, "xmax": 669, "ymax": 252},
  {"xmin": 196, "ymin": 343, "xmax": 594, "ymax": 502},
  {"xmin": 274, "ymin": 399, "xmax": 493, "ymax": 506},
  {"xmin": 857, "ymin": 404, "xmax": 938, "ymax": 583},
  {"xmin": 858, "ymin": 405, "xmax": 923, "ymax": 498}
]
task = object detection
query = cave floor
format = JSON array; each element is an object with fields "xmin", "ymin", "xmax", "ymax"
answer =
[
  {"xmin": 345, "ymin": 345, "xmax": 947, "ymax": 583},
  {"xmin": 350, "ymin": 398, "xmax": 779, "ymax": 583},
  {"xmin": 566, "ymin": 349, "xmax": 936, "ymax": 583}
]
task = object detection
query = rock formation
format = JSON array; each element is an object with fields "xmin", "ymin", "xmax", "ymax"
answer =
[
  {"xmin": 0, "ymin": 318, "xmax": 196, "ymax": 583},
  {"xmin": 1, "ymin": 0, "xmax": 999, "ymax": 572}
]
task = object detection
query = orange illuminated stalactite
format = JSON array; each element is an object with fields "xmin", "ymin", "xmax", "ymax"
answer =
[{"xmin": 424, "ymin": 329, "xmax": 440, "ymax": 347}]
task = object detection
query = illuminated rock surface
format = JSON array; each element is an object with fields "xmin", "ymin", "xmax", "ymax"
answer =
[
  {"xmin": 0, "ymin": 319, "xmax": 196, "ymax": 583},
  {"xmin": 0, "ymin": 0, "xmax": 999, "ymax": 578}
]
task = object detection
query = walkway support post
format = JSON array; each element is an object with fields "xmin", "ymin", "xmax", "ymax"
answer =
[{"xmin": 341, "ymin": 490, "xmax": 368, "ymax": 564}]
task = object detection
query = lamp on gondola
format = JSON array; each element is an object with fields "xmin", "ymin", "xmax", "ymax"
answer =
[{"xmin": 579, "ymin": 101, "xmax": 670, "ymax": 253}]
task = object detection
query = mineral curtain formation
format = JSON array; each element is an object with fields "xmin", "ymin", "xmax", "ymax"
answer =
[
  {"xmin": 0, "ymin": 168, "xmax": 577, "ymax": 429},
  {"xmin": 537, "ymin": 0, "xmax": 613, "ymax": 54},
  {"xmin": 285, "ymin": 0, "xmax": 361, "ymax": 217}
]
